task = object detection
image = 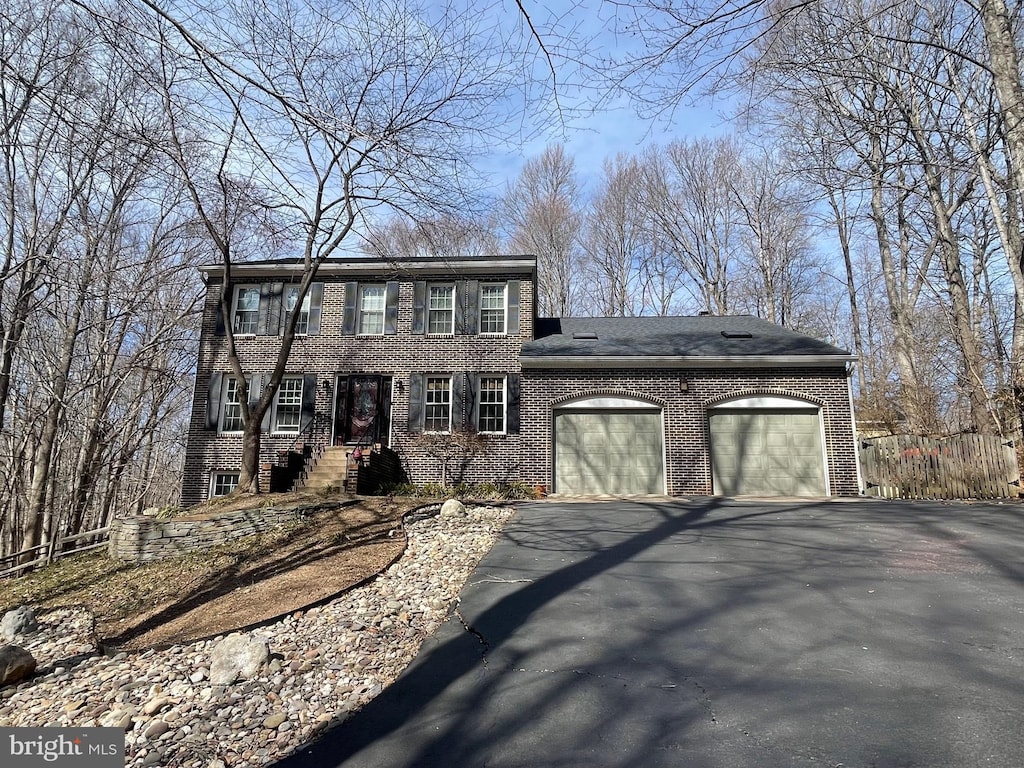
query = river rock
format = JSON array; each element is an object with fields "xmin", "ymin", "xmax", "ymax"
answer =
[
  {"xmin": 0, "ymin": 645, "xmax": 36, "ymax": 687},
  {"xmin": 1, "ymin": 607, "xmax": 38, "ymax": 640},
  {"xmin": 209, "ymin": 634, "xmax": 269, "ymax": 686}
]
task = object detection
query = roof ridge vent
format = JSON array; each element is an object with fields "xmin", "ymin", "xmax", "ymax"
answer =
[
  {"xmin": 572, "ymin": 331, "xmax": 599, "ymax": 340},
  {"xmin": 721, "ymin": 330, "xmax": 753, "ymax": 339}
]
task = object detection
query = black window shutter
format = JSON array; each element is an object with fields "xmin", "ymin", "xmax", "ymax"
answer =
[
  {"xmin": 465, "ymin": 280, "xmax": 479, "ymax": 335},
  {"xmin": 213, "ymin": 299, "xmax": 226, "ymax": 337},
  {"xmin": 307, "ymin": 283, "xmax": 324, "ymax": 336},
  {"xmin": 254, "ymin": 374, "xmax": 273, "ymax": 432},
  {"xmin": 258, "ymin": 284, "xmax": 273, "ymax": 335},
  {"xmin": 466, "ymin": 374, "xmax": 479, "ymax": 430},
  {"xmin": 507, "ymin": 374, "xmax": 520, "ymax": 434},
  {"xmin": 206, "ymin": 372, "xmax": 223, "ymax": 430},
  {"xmin": 412, "ymin": 282, "xmax": 426, "ymax": 334},
  {"xmin": 407, "ymin": 373, "xmax": 424, "ymax": 433},
  {"xmin": 454, "ymin": 282, "xmax": 466, "ymax": 334},
  {"xmin": 342, "ymin": 281, "xmax": 358, "ymax": 336},
  {"xmin": 266, "ymin": 282, "xmax": 284, "ymax": 335},
  {"xmin": 507, "ymin": 280, "xmax": 521, "ymax": 336},
  {"xmin": 300, "ymin": 374, "xmax": 318, "ymax": 433},
  {"xmin": 384, "ymin": 281, "xmax": 399, "ymax": 334},
  {"xmin": 452, "ymin": 372, "xmax": 466, "ymax": 430}
]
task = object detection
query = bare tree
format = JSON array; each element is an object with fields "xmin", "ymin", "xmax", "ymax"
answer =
[{"xmin": 503, "ymin": 144, "xmax": 586, "ymax": 316}]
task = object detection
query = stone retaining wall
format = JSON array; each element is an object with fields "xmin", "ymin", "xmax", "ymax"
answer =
[{"xmin": 108, "ymin": 506, "xmax": 313, "ymax": 562}]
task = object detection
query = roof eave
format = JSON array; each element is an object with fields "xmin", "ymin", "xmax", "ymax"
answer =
[
  {"xmin": 198, "ymin": 257, "xmax": 537, "ymax": 279},
  {"xmin": 519, "ymin": 354, "xmax": 857, "ymax": 369}
]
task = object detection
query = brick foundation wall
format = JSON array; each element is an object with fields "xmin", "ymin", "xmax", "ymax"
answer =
[{"xmin": 520, "ymin": 367, "xmax": 860, "ymax": 497}]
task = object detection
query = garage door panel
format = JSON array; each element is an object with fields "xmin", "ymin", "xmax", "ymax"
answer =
[
  {"xmin": 710, "ymin": 409, "xmax": 826, "ymax": 497},
  {"xmin": 555, "ymin": 411, "xmax": 664, "ymax": 495}
]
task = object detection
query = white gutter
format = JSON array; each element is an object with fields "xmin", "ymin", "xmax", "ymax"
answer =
[{"xmin": 519, "ymin": 354, "xmax": 858, "ymax": 369}]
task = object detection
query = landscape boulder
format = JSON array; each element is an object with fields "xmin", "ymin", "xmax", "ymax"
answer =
[
  {"xmin": 0, "ymin": 645, "xmax": 36, "ymax": 687},
  {"xmin": 440, "ymin": 498, "xmax": 466, "ymax": 520},
  {"xmin": 209, "ymin": 633, "xmax": 270, "ymax": 686},
  {"xmin": 0, "ymin": 606, "xmax": 38, "ymax": 641}
]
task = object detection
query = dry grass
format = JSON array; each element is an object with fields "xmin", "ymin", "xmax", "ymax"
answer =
[{"xmin": 0, "ymin": 492, "xmax": 425, "ymax": 650}]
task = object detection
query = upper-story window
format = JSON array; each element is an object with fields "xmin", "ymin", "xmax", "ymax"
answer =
[
  {"xmin": 480, "ymin": 283, "xmax": 507, "ymax": 335},
  {"xmin": 427, "ymin": 284, "xmax": 455, "ymax": 335},
  {"xmin": 359, "ymin": 284, "xmax": 386, "ymax": 335},
  {"xmin": 232, "ymin": 286, "xmax": 260, "ymax": 335},
  {"xmin": 283, "ymin": 286, "xmax": 311, "ymax": 335}
]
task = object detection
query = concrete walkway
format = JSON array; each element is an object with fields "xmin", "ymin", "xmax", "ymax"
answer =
[{"xmin": 275, "ymin": 498, "xmax": 1024, "ymax": 767}]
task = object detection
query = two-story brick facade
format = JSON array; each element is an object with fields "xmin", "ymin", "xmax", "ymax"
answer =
[{"xmin": 182, "ymin": 255, "xmax": 861, "ymax": 504}]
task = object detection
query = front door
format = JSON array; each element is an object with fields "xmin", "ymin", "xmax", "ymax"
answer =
[{"xmin": 333, "ymin": 375, "xmax": 392, "ymax": 446}]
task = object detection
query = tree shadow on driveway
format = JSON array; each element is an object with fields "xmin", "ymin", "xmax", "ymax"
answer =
[{"xmin": 273, "ymin": 497, "xmax": 1024, "ymax": 768}]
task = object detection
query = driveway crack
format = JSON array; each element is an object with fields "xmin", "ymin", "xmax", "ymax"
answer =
[{"xmin": 453, "ymin": 601, "xmax": 490, "ymax": 667}]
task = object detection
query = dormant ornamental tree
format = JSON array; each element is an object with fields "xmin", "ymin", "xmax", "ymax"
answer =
[{"xmin": 102, "ymin": 0, "xmax": 540, "ymax": 494}]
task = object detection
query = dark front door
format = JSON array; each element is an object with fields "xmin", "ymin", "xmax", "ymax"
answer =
[{"xmin": 334, "ymin": 375, "xmax": 392, "ymax": 446}]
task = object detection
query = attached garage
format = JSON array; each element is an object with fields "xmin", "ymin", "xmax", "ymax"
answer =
[
  {"xmin": 554, "ymin": 399, "xmax": 664, "ymax": 495},
  {"xmin": 709, "ymin": 397, "xmax": 827, "ymax": 496}
]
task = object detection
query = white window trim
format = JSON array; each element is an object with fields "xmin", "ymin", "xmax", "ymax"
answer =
[
  {"xmin": 476, "ymin": 375, "xmax": 507, "ymax": 435},
  {"xmin": 479, "ymin": 283, "xmax": 508, "ymax": 336},
  {"xmin": 427, "ymin": 283, "xmax": 456, "ymax": 336},
  {"xmin": 271, "ymin": 376, "xmax": 304, "ymax": 435},
  {"xmin": 358, "ymin": 284, "xmax": 386, "ymax": 336},
  {"xmin": 219, "ymin": 376, "xmax": 246, "ymax": 434},
  {"xmin": 210, "ymin": 472, "xmax": 240, "ymax": 497},
  {"xmin": 424, "ymin": 375, "xmax": 453, "ymax": 433},
  {"xmin": 231, "ymin": 284, "xmax": 261, "ymax": 336},
  {"xmin": 283, "ymin": 286, "xmax": 311, "ymax": 336}
]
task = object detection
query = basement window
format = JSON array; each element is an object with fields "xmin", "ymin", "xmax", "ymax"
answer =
[{"xmin": 211, "ymin": 472, "xmax": 240, "ymax": 497}]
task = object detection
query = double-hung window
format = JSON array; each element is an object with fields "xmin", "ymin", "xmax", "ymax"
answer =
[
  {"xmin": 477, "ymin": 376, "xmax": 506, "ymax": 433},
  {"xmin": 424, "ymin": 376, "xmax": 452, "ymax": 432},
  {"xmin": 232, "ymin": 286, "xmax": 260, "ymax": 335},
  {"xmin": 274, "ymin": 377, "xmax": 303, "ymax": 433},
  {"xmin": 221, "ymin": 377, "xmax": 245, "ymax": 432},
  {"xmin": 479, "ymin": 284, "xmax": 507, "ymax": 335},
  {"xmin": 427, "ymin": 284, "xmax": 455, "ymax": 335},
  {"xmin": 359, "ymin": 284, "xmax": 386, "ymax": 335},
  {"xmin": 283, "ymin": 286, "xmax": 311, "ymax": 335}
]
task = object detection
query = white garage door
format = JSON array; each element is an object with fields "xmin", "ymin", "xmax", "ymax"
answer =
[
  {"xmin": 554, "ymin": 410, "xmax": 664, "ymax": 495},
  {"xmin": 710, "ymin": 409, "xmax": 826, "ymax": 496}
]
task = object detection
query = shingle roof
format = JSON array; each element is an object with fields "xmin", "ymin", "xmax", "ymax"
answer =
[{"xmin": 521, "ymin": 315, "xmax": 853, "ymax": 367}]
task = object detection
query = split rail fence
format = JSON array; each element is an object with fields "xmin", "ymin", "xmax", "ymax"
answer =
[
  {"xmin": 859, "ymin": 434, "xmax": 1021, "ymax": 500},
  {"xmin": 0, "ymin": 526, "xmax": 111, "ymax": 580}
]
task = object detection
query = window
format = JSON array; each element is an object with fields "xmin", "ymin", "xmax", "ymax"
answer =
[
  {"xmin": 221, "ymin": 377, "xmax": 245, "ymax": 432},
  {"xmin": 211, "ymin": 472, "xmax": 240, "ymax": 497},
  {"xmin": 283, "ymin": 286, "xmax": 311, "ymax": 335},
  {"xmin": 424, "ymin": 376, "xmax": 452, "ymax": 432},
  {"xmin": 479, "ymin": 284, "xmax": 507, "ymax": 335},
  {"xmin": 427, "ymin": 284, "xmax": 455, "ymax": 335},
  {"xmin": 232, "ymin": 286, "xmax": 260, "ymax": 335},
  {"xmin": 477, "ymin": 376, "xmax": 506, "ymax": 433},
  {"xmin": 274, "ymin": 377, "xmax": 303, "ymax": 433},
  {"xmin": 359, "ymin": 284, "xmax": 386, "ymax": 335}
]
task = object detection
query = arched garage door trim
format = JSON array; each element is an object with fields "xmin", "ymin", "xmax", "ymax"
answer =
[
  {"xmin": 709, "ymin": 395, "xmax": 829, "ymax": 497},
  {"xmin": 553, "ymin": 395, "xmax": 665, "ymax": 495}
]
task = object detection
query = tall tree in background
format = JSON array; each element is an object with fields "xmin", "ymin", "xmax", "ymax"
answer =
[{"xmin": 503, "ymin": 144, "xmax": 586, "ymax": 316}]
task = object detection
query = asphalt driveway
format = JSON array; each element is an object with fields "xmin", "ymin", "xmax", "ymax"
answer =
[{"xmin": 276, "ymin": 498, "xmax": 1024, "ymax": 768}]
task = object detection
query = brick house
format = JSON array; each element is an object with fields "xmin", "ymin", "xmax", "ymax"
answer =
[{"xmin": 181, "ymin": 255, "xmax": 861, "ymax": 505}]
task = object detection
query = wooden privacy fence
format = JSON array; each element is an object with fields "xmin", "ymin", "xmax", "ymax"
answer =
[
  {"xmin": 859, "ymin": 434, "xmax": 1021, "ymax": 500},
  {"xmin": 0, "ymin": 526, "xmax": 111, "ymax": 580}
]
